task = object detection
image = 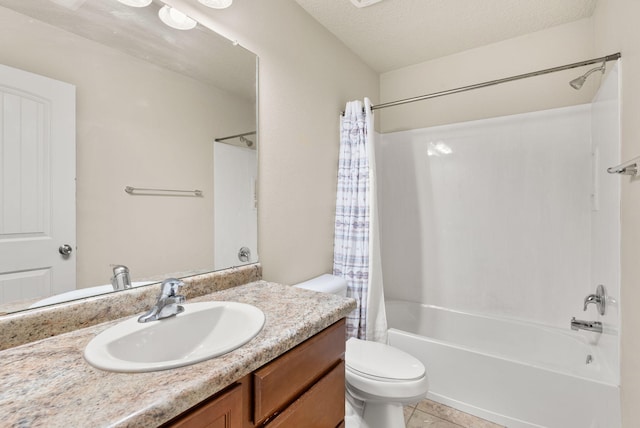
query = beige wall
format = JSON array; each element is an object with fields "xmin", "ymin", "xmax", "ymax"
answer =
[
  {"xmin": 379, "ymin": 18, "xmax": 596, "ymax": 133},
  {"xmin": 0, "ymin": 6, "xmax": 254, "ymax": 287},
  {"xmin": 167, "ymin": 0, "xmax": 379, "ymax": 285},
  {"xmin": 592, "ymin": 1, "xmax": 640, "ymax": 425}
]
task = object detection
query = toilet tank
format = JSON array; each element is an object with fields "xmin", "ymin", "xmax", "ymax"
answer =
[{"xmin": 294, "ymin": 274, "xmax": 348, "ymax": 297}]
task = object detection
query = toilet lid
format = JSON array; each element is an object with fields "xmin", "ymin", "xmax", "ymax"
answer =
[{"xmin": 345, "ymin": 338, "xmax": 425, "ymax": 381}]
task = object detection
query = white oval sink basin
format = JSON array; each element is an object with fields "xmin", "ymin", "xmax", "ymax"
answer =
[{"xmin": 84, "ymin": 301, "xmax": 265, "ymax": 372}]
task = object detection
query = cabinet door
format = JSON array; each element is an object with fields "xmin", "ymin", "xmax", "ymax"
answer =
[
  {"xmin": 167, "ymin": 384, "xmax": 242, "ymax": 428},
  {"xmin": 254, "ymin": 320, "xmax": 345, "ymax": 424},
  {"xmin": 265, "ymin": 361, "xmax": 345, "ymax": 428}
]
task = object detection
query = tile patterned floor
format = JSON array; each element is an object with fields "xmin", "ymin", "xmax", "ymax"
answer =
[{"xmin": 404, "ymin": 399, "xmax": 505, "ymax": 428}]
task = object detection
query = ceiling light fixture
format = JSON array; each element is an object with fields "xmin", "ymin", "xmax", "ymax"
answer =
[
  {"xmin": 117, "ymin": 0, "xmax": 153, "ymax": 7},
  {"xmin": 349, "ymin": 0, "xmax": 383, "ymax": 8},
  {"xmin": 198, "ymin": 0, "xmax": 233, "ymax": 9},
  {"xmin": 49, "ymin": 0, "xmax": 89, "ymax": 10},
  {"xmin": 158, "ymin": 5, "xmax": 197, "ymax": 30}
]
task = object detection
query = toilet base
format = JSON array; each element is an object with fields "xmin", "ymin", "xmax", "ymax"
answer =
[
  {"xmin": 362, "ymin": 401, "xmax": 405, "ymax": 428},
  {"xmin": 345, "ymin": 395, "xmax": 364, "ymax": 428},
  {"xmin": 345, "ymin": 397, "xmax": 406, "ymax": 428}
]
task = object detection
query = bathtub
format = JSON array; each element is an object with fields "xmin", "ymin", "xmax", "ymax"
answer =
[{"xmin": 385, "ymin": 300, "xmax": 620, "ymax": 428}]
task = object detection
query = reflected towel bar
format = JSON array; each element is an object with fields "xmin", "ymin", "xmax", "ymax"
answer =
[
  {"xmin": 607, "ymin": 156, "xmax": 640, "ymax": 176},
  {"xmin": 125, "ymin": 186, "xmax": 203, "ymax": 196}
]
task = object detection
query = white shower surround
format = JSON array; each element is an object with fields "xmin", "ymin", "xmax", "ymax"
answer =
[
  {"xmin": 213, "ymin": 142, "xmax": 258, "ymax": 270},
  {"xmin": 379, "ymin": 103, "xmax": 592, "ymax": 326},
  {"xmin": 377, "ymin": 79, "xmax": 619, "ymax": 328},
  {"xmin": 376, "ymin": 63, "xmax": 620, "ymax": 426}
]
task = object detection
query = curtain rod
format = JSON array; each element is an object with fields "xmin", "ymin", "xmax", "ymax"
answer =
[
  {"xmin": 214, "ymin": 131, "xmax": 256, "ymax": 142},
  {"xmin": 362, "ymin": 52, "xmax": 621, "ymax": 113}
]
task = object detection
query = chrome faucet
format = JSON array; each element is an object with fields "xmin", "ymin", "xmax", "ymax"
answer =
[
  {"xmin": 111, "ymin": 265, "xmax": 131, "ymax": 291},
  {"xmin": 583, "ymin": 284, "xmax": 606, "ymax": 315},
  {"xmin": 138, "ymin": 278, "xmax": 186, "ymax": 323},
  {"xmin": 570, "ymin": 317, "xmax": 603, "ymax": 333}
]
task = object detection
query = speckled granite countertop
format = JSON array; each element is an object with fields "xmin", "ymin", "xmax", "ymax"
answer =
[{"xmin": 0, "ymin": 281, "xmax": 356, "ymax": 428}]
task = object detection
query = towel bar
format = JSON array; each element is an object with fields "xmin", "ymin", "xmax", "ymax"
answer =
[{"xmin": 125, "ymin": 186, "xmax": 203, "ymax": 196}]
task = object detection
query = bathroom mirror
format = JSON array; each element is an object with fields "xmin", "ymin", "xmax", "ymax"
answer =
[{"xmin": 0, "ymin": 0, "xmax": 258, "ymax": 314}]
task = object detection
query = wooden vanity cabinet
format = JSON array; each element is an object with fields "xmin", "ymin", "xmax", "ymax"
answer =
[
  {"xmin": 166, "ymin": 384, "xmax": 243, "ymax": 428},
  {"xmin": 263, "ymin": 360, "xmax": 345, "ymax": 427},
  {"xmin": 164, "ymin": 319, "xmax": 346, "ymax": 428}
]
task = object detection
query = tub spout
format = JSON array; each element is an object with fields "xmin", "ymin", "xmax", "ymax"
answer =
[{"xmin": 570, "ymin": 317, "xmax": 602, "ymax": 333}]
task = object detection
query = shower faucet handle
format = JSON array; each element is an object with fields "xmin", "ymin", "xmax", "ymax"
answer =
[{"xmin": 583, "ymin": 284, "xmax": 606, "ymax": 316}]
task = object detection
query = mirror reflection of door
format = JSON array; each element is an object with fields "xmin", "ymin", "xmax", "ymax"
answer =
[{"xmin": 0, "ymin": 64, "xmax": 76, "ymax": 306}]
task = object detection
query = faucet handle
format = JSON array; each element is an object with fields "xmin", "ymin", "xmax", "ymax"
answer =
[
  {"xmin": 160, "ymin": 278, "xmax": 185, "ymax": 298},
  {"xmin": 583, "ymin": 294, "xmax": 600, "ymax": 311},
  {"xmin": 138, "ymin": 278, "xmax": 186, "ymax": 323},
  {"xmin": 583, "ymin": 284, "xmax": 606, "ymax": 316}
]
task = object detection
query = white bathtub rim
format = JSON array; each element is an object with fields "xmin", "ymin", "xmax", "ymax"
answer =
[
  {"xmin": 389, "ymin": 327, "xmax": 621, "ymax": 427},
  {"xmin": 386, "ymin": 300, "xmax": 619, "ymax": 384},
  {"xmin": 386, "ymin": 299, "xmax": 619, "ymax": 337},
  {"xmin": 387, "ymin": 327, "xmax": 617, "ymax": 387}
]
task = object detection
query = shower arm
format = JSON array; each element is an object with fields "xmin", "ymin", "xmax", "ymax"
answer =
[{"xmin": 581, "ymin": 64, "xmax": 606, "ymax": 80}]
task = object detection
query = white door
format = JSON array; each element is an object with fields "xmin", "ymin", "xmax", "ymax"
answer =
[{"xmin": 0, "ymin": 64, "xmax": 76, "ymax": 305}]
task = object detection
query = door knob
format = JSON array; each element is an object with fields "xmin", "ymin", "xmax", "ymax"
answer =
[{"xmin": 58, "ymin": 244, "xmax": 73, "ymax": 256}]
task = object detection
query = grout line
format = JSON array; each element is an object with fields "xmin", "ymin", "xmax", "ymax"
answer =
[
  {"xmin": 404, "ymin": 405, "xmax": 416, "ymax": 423},
  {"xmin": 411, "ymin": 407, "xmax": 464, "ymax": 427}
]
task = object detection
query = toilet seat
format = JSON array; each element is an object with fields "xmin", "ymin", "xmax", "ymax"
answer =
[
  {"xmin": 346, "ymin": 338, "xmax": 425, "ymax": 381},
  {"xmin": 345, "ymin": 338, "xmax": 429, "ymax": 403}
]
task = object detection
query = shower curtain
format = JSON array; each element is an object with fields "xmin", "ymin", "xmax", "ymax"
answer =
[{"xmin": 333, "ymin": 98, "xmax": 387, "ymax": 342}]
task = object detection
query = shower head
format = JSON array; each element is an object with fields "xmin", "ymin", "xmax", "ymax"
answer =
[
  {"xmin": 570, "ymin": 61, "xmax": 606, "ymax": 90},
  {"xmin": 569, "ymin": 75, "xmax": 587, "ymax": 90}
]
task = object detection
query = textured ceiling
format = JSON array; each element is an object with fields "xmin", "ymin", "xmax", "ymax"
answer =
[{"xmin": 294, "ymin": 0, "xmax": 598, "ymax": 73}]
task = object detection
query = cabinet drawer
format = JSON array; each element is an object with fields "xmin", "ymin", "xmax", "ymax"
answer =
[
  {"xmin": 166, "ymin": 384, "xmax": 242, "ymax": 428},
  {"xmin": 253, "ymin": 319, "xmax": 345, "ymax": 424},
  {"xmin": 265, "ymin": 360, "xmax": 345, "ymax": 428}
]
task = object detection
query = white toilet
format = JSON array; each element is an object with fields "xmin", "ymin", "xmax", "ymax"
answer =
[{"xmin": 295, "ymin": 274, "xmax": 429, "ymax": 428}]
